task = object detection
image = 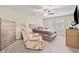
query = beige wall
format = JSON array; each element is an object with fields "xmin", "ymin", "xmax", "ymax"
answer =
[
  {"xmin": 43, "ymin": 14, "xmax": 74, "ymax": 28},
  {"xmin": 43, "ymin": 14, "xmax": 74, "ymax": 35},
  {"xmin": 0, "ymin": 7, "xmax": 43, "ymax": 39}
]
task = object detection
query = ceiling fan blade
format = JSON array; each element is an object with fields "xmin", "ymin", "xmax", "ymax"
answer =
[{"xmin": 34, "ymin": 9, "xmax": 43, "ymax": 12}]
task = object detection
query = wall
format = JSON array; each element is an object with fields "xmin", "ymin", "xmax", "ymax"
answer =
[
  {"xmin": 43, "ymin": 14, "xmax": 74, "ymax": 35},
  {"xmin": 0, "ymin": 7, "xmax": 43, "ymax": 39}
]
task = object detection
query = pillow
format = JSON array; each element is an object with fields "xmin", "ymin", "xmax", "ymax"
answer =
[{"xmin": 33, "ymin": 33, "xmax": 39, "ymax": 37}]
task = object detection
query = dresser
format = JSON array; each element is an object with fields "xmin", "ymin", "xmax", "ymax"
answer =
[
  {"xmin": 66, "ymin": 29, "xmax": 79, "ymax": 49},
  {"xmin": 0, "ymin": 18, "xmax": 16, "ymax": 50}
]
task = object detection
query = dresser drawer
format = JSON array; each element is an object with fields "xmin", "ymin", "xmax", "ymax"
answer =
[{"xmin": 67, "ymin": 30, "xmax": 78, "ymax": 35}]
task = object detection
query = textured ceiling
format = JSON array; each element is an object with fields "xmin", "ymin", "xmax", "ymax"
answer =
[{"xmin": 0, "ymin": 5, "xmax": 76, "ymax": 18}]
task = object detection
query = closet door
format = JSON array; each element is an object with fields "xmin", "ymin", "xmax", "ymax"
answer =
[{"xmin": 1, "ymin": 20, "xmax": 16, "ymax": 49}]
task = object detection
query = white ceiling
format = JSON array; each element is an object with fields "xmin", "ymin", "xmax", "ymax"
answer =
[{"xmin": 0, "ymin": 5, "xmax": 76, "ymax": 18}]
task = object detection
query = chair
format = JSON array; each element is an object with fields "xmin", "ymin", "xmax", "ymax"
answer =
[{"xmin": 21, "ymin": 24, "xmax": 43, "ymax": 50}]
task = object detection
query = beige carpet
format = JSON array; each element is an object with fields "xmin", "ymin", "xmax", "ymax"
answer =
[{"xmin": 0, "ymin": 35, "xmax": 79, "ymax": 53}]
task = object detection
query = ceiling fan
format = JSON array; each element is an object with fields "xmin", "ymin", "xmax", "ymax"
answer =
[{"xmin": 34, "ymin": 5, "xmax": 54, "ymax": 16}]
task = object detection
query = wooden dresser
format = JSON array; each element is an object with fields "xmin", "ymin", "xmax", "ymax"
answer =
[
  {"xmin": 0, "ymin": 18, "xmax": 16, "ymax": 50},
  {"xmin": 66, "ymin": 29, "xmax": 79, "ymax": 49}
]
